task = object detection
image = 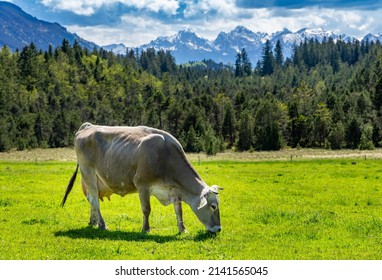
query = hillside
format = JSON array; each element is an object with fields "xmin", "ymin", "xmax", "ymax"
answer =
[{"xmin": 0, "ymin": 1, "xmax": 98, "ymax": 51}]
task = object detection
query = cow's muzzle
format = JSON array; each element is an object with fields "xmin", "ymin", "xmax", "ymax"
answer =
[{"xmin": 208, "ymin": 226, "xmax": 222, "ymax": 233}]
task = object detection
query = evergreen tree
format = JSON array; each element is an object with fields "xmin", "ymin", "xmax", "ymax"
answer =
[
  {"xmin": 0, "ymin": 117, "xmax": 12, "ymax": 151},
  {"xmin": 346, "ymin": 117, "xmax": 362, "ymax": 149},
  {"xmin": 184, "ymin": 126, "xmax": 201, "ymax": 152},
  {"xmin": 374, "ymin": 77, "xmax": 382, "ymax": 110},
  {"xmin": 203, "ymin": 125, "xmax": 222, "ymax": 156},
  {"xmin": 235, "ymin": 48, "xmax": 252, "ymax": 77},
  {"xmin": 329, "ymin": 121, "xmax": 345, "ymax": 149},
  {"xmin": 274, "ymin": 40, "xmax": 284, "ymax": 68},
  {"xmin": 235, "ymin": 51, "xmax": 242, "ymax": 77},
  {"xmin": 241, "ymin": 48, "xmax": 252, "ymax": 76},
  {"xmin": 312, "ymin": 103, "xmax": 331, "ymax": 147},
  {"xmin": 222, "ymin": 102, "xmax": 236, "ymax": 148},
  {"xmin": 359, "ymin": 123, "xmax": 375, "ymax": 150},
  {"xmin": 254, "ymin": 98, "xmax": 285, "ymax": 150},
  {"xmin": 237, "ymin": 110, "xmax": 254, "ymax": 151},
  {"xmin": 18, "ymin": 43, "xmax": 39, "ymax": 91},
  {"xmin": 261, "ymin": 40, "xmax": 275, "ymax": 76}
]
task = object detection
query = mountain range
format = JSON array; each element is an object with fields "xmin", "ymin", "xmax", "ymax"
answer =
[
  {"xmin": 1, "ymin": 1, "xmax": 382, "ymax": 65},
  {"xmin": 0, "ymin": 1, "xmax": 97, "ymax": 52},
  {"xmin": 105, "ymin": 26, "xmax": 382, "ymax": 65}
]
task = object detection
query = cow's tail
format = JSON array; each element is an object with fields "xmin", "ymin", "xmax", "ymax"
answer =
[{"xmin": 61, "ymin": 163, "xmax": 79, "ymax": 207}]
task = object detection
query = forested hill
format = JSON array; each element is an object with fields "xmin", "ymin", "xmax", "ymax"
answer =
[{"xmin": 1, "ymin": 38, "xmax": 382, "ymax": 154}]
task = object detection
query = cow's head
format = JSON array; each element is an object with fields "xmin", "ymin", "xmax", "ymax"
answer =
[{"xmin": 193, "ymin": 185, "xmax": 222, "ymax": 233}]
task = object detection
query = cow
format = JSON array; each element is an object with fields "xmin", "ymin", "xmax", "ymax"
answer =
[{"xmin": 61, "ymin": 123, "xmax": 222, "ymax": 233}]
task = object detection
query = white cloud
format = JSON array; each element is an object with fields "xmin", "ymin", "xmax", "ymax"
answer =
[
  {"xmin": 40, "ymin": 0, "xmax": 179, "ymax": 16},
  {"xmin": 315, "ymin": 8, "xmax": 382, "ymax": 38},
  {"xmin": 183, "ymin": 0, "xmax": 243, "ymax": 18},
  {"xmin": 62, "ymin": 2, "xmax": 382, "ymax": 46},
  {"xmin": 66, "ymin": 25, "xmax": 124, "ymax": 45},
  {"xmin": 197, "ymin": 6, "xmax": 382, "ymax": 39},
  {"xmin": 120, "ymin": 15, "xmax": 182, "ymax": 45},
  {"xmin": 67, "ymin": 15, "xmax": 184, "ymax": 46},
  {"xmin": 41, "ymin": 0, "xmax": 101, "ymax": 15},
  {"xmin": 121, "ymin": 0, "xmax": 179, "ymax": 15}
]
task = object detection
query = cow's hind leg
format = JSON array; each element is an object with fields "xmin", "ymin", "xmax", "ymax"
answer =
[
  {"xmin": 80, "ymin": 167, "xmax": 108, "ymax": 230},
  {"xmin": 87, "ymin": 195, "xmax": 107, "ymax": 230},
  {"xmin": 138, "ymin": 189, "xmax": 151, "ymax": 233},
  {"xmin": 174, "ymin": 201, "xmax": 187, "ymax": 233},
  {"xmin": 82, "ymin": 178, "xmax": 97, "ymax": 227}
]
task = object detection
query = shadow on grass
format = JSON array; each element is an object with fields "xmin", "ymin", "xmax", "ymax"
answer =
[
  {"xmin": 54, "ymin": 227, "xmax": 177, "ymax": 243},
  {"xmin": 193, "ymin": 230, "xmax": 220, "ymax": 241},
  {"xmin": 55, "ymin": 227, "xmax": 219, "ymax": 243}
]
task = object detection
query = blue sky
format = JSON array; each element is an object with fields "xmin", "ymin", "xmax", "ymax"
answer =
[{"xmin": 5, "ymin": 0, "xmax": 382, "ymax": 46}]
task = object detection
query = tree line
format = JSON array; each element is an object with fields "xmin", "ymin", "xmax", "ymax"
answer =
[{"xmin": 1, "ymin": 37, "xmax": 382, "ymax": 154}]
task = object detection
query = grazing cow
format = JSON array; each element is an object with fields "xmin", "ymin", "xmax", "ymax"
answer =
[{"xmin": 61, "ymin": 123, "xmax": 222, "ymax": 233}]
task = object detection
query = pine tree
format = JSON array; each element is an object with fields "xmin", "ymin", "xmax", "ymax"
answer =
[
  {"xmin": 203, "ymin": 125, "xmax": 221, "ymax": 155},
  {"xmin": 261, "ymin": 40, "xmax": 275, "ymax": 76},
  {"xmin": 359, "ymin": 123, "xmax": 375, "ymax": 150},
  {"xmin": 329, "ymin": 121, "xmax": 345, "ymax": 149},
  {"xmin": 222, "ymin": 102, "xmax": 236, "ymax": 148},
  {"xmin": 235, "ymin": 48, "xmax": 252, "ymax": 77},
  {"xmin": 237, "ymin": 110, "xmax": 254, "ymax": 151},
  {"xmin": 241, "ymin": 48, "xmax": 252, "ymax": 76},
  {"xmin": 274, "ymin": 40, "xmax": 284, "ymax": 68},
  {"xmin": 346, "ymin": 117, "xmax": 362, "ymax": 149},
  {"xmin": 235, "ymin": 51, "xmax": 242, "ymax": 77},
  {"xmin": 374, "ymin": 77, "xmax": 382, "ymax": 110}
]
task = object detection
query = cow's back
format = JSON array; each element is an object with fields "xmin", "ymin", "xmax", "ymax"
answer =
[{"xmin": 74, "ymin": 124, "xmax": 181, "ymax": 197}]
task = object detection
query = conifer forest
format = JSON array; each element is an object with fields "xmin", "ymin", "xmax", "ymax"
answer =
[{"xmin": 1, "ymin": 38, "xmax": 382, "ymax": 154}]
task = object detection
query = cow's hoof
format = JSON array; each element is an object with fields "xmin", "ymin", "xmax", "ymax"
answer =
[
  {"xmin": 178, "ymin": 226, "xmax": 188, "ymax": 234},
  {"xmin": 141, "ymin": 228, "xmax": 150, "ymax": 234},
  {"xmin": 88, "ymin": 220, "xmax": 97, "ymax": 227},
  {"xmin": 99, "ymin": 224, "xmax": 109, "ymax": 230}
]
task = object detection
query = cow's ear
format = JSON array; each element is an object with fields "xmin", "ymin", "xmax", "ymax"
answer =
[
  {"xmin": 198, "ymin": 194, "xmax": 208, "ymax": 210},
  {"xmin": 211, "ymin": 185, "xmax": 223, "ymax": 194}
]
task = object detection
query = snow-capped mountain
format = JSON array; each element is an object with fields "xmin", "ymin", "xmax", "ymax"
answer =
[
  {"xmin": 363, "ymin": 33, "xmax": 382, "ymax": 43},
  {"xmin": 145, "ymin": 28, "xmax": 213, "ymax": 50},
  {"xmin": 269, "ymin": 27, "xmax": 355, "ymax": 59},
  {"xmin": 104, "ymin": 26, "xmax": 380, "ymax": 65},
  {"xmin": 213, "ymin": 26, "xmax": 268, "ymax": 65},
  {"xmin": 138, "ymin": 28, "xmax": 217, "ymax": 63}
]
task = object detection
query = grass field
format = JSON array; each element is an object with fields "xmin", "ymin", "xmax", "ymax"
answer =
[{"xmin": 1, "ymin": 149, "xmax": 382, "ymax": 259}]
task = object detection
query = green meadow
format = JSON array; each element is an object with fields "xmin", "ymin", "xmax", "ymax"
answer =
[{"xmin": 1, "ymin": 152, "xmax": 382, "ymax": 259}]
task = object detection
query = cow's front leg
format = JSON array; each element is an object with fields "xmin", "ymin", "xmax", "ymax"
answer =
[
  {"xmin": 174, "ymin": 201, "xmax": 187, "ymax": 233},
  {"xmin": 139, "ymin": 191, "xmax": 151, "ymax": 233}
]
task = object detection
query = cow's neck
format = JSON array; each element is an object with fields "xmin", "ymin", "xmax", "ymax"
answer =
[
  {"xmin": 167, "ymin": 145, "xmax": 208, "ymax": 204},
  {"xmin": 173, "ymin": 170, "xmax": 207, "ymax": 205}
]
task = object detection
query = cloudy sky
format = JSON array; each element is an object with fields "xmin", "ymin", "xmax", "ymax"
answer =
[{"xmin": 6, "ymin": 0, "xmax": 382, "ymax": 47}]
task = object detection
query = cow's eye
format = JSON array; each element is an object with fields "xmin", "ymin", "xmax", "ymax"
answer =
[{"xmin": 211, "ymin": 204, "xmax": 217, "ymax": 211}]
